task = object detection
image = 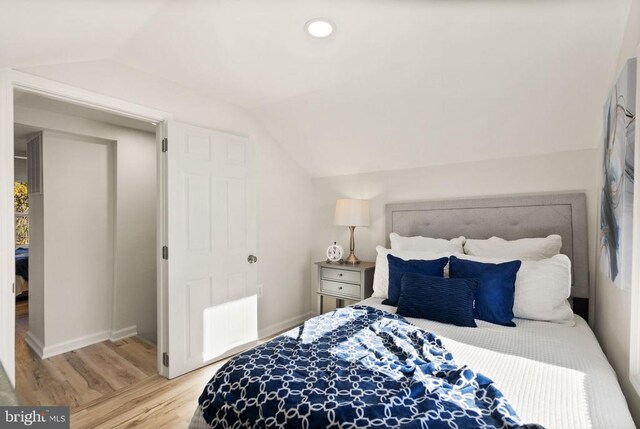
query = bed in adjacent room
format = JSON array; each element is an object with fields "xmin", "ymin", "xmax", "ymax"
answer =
[
  {"xmin": 15, "ymin": 247, "xmax": 28, "ymax": 296},
  {"xmin": 189, "ymin": 193, "xmax": 636, "ymax": 429}
]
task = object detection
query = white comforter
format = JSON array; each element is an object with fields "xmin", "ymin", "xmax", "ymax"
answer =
[{"xmin": 361, "ymin": 297, "xmax": 635, "ymax": 429}]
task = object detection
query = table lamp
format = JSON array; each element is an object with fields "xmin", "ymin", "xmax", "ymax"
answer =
[{"xmin": 334, "ymin": 199, "xmax": 370, "ymax": 264}]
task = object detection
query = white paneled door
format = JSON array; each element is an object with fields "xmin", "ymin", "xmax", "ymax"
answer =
[{"xmin": 165, "ymin": 121, "xmax": 257, "ymax": 378}]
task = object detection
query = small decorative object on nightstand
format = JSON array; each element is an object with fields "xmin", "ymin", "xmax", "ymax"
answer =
[
  {"xmin": 315, "ymin": 260, "xmax": 375, "ymax": 314},
  {"xmin": 326, "ymin": 242, "xmax": 344, "ymax": 264}
]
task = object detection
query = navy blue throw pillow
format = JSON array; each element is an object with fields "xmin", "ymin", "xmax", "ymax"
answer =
[
  {"xmin": 397, "ymin": 273, "xmax": 478, "ymax": 327},
  {"xmin": 449, "ymin": 256, "xmax": 522, "ymax": 327},
  {"xmin": 382, "ymin": 254, "xmax": 449, "ymax": 307}
]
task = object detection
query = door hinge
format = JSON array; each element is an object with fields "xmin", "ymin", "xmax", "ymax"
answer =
[
  {"xmin": 162, "ymin": 352, "xmax": 169, "ymax": 367},
  {"xmin": 162, "ymin": 246, "xmax": 168, "ymax": 260},
  {"xmin": 162, "ymin": 138, "xmax": 168, "ymax": 152}
]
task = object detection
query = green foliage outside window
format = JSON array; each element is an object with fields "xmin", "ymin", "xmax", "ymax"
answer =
[{"xmin": 14, "ymin": 182, "xmax": 28, "ymax": 245}]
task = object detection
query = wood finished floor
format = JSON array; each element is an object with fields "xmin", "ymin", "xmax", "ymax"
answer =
[
  {"xmin": 15, "ymin": 296, "xmax": 28, "ymax": 318},
  {"xmin": 15, "ymin": 309, "xmax": 240, "ymax": 428}
]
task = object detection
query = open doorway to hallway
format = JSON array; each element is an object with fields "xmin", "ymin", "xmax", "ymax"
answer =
[{"xmin": 12, "ymin": 90, "xmax": 160, "ymax": 409}]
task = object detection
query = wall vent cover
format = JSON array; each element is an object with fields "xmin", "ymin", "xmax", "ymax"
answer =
[{"xmin": 27, "ymin": 132, "xmax": 43, "ymax": 195}]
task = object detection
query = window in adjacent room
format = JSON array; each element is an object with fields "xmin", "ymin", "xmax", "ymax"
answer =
[{"xmin": 14, "ymin": 182, "xmax": 28, "ymax": 245}]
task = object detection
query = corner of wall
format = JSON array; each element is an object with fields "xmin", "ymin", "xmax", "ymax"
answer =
[
  {"xmin": 244, "ymin": 111, "xmax": 315, "ymax": 332},
  {"xmin": 24, "ymin": 331, "xmax": 44, "ymax": 359},
  {"xmin": 616, "ymin": 0, "xmax": 640, "ymax": 74}
]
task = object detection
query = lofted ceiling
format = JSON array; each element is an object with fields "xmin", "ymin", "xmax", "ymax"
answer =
[
  {"xmin": 0, "ymin": 0, "xmax": 168, "ymax": 69},
  {"xmin": 2, "ymin": 0, "xmax": 633, "ymax": 176}
]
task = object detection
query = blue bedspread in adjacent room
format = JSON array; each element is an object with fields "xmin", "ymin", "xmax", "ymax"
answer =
[
  {"xmin": 15, "ymin": 247, "xmax": 28, "ymax": 280},
  {"xmin": 198, "ymin": 305, "xmax": 542, "ymax": 429}
]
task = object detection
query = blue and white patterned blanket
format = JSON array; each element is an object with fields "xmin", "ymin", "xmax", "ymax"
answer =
[{"xmin": 199, "ymin": 305, "xmax": 542, "ymax": 429}]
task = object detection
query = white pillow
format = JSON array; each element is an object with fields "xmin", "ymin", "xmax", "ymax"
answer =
[
  {"xmin": 372, "ymin": 246, "xmax": 453, "ymax": 299},
  {"xmin": 390, "ymin": 232, "xmax": 465, "ymax": 253},
  {"xmin": 456, "ymin": 254, "xmax": 574, "ymax": 325},
  {"xmin": 463, "ymin": 234, "xmax": 562, "ymax": 261}
]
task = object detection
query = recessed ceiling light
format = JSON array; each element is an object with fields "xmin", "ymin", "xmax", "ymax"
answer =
[{"xmin": 305, "ymin": 18, "xmax": 334, "ymax": 38}]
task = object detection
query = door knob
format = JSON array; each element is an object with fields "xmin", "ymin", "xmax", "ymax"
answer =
[{"xmin": 247, "ymin": 255, "xmax": 258, "ymax": 264}]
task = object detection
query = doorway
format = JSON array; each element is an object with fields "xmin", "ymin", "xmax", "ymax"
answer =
[
  {"xmin": 1, "ymin": 69, "xmax": 259, "ymax": 390},
  {"xmin": 11, "ymin": 91, "xmax": 160, "ymax": 408}
]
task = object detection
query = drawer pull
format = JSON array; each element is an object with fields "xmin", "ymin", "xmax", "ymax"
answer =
[
  {"xmin": 338, "ymin": 273, "xmax": 343, "ymax": 277},
  {"xmin": 339, "ymin": 286, "xmax": 343, "ymax": 290}
]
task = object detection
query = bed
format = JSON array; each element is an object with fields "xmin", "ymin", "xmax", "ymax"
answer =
[
  {"xmin": 15, "ymin": 247, "xmax": 28, "ymax": 296},
  {"xmin": 189, "ymin": 193, "xmax": 636, "ymax": 428}
]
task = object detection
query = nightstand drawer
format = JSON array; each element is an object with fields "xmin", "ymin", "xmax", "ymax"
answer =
[
  {"xmin": 321, "ymin": 267, "xmax": 360, "ymax": 284},
  {"xmin": 320, "ymin": 280, "xmax": 361, "ymax": 299}
]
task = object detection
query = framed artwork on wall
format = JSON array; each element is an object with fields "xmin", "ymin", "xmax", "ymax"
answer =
[{"xmin": 600, "ymin": 57, "xmax": 637, "ymax": 290}]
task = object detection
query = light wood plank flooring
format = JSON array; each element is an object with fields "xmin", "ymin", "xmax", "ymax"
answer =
[
  {"xmin": 71, "ymin": 361, "xmax": 227, "ymax": 428},
  {"xmin": 15, "ymin": 297, "xmax": 28, "ymax": 318},
  {"xmin": 15, "ymin": 315, "xmax": 244, "ymax": 428},
  {"xmin": 16, "ymin": 316, "xmax": 158, "ymax": 410}
]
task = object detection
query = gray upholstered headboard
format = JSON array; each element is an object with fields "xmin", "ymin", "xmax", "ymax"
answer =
[{"xmin": 385, "ymin": 193, "xmax": 590, "ymax": 312}]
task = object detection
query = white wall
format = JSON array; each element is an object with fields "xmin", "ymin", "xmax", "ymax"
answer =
[
  {"xmin": 15, "ymin": 105, "xmax": 158, "ymax": 346},
  {"xmin": 42, "ymin": 131, "xmax": 115, "ymax": 348},
  {"xmin": 311, "ymin": 149, "xmax": 600, "ymax": 313},
  {"xmin": 594, "ymin": 0, "xmax": 640, "ymax": 423},
  {"xmin": 112, "ymin": 127, "xmax": 156, "ymax": 343},
  {"xmin": 27, "ymin": 189, "xmax": 44, "ymax": 344},
  {"xmin": 19, "ymin": 60, "xmax": 314, "ymax": 337},
  {"xmin": 13, "ymin": 158, "xmax": 26, "ymax": 183}
]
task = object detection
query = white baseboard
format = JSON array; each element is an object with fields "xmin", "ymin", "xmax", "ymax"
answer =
[
  {"xmin": 27, "ymin": 313, "xmax": 313, "ymax": 360},
  {"xmin": 110, "ymin": 325, "xmax": 137, "ymax": 341},
  {"xmin": 258, "ymin": 312, "xmax": 313, "ymax": 339},
  {"xmin": 41, "ymin": 330, "xmax": 111, "ymax": 358},
  {"xmin": 25, "ymin": 325, "xmax": 138, "ymax": 359},
  {"xmin": 24, "ymin": 331, "xmax": 45, "ymax": 358}
]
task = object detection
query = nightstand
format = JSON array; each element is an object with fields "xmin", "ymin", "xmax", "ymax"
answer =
[{"xmin": 315, "ymin": 261, "xmax": 375, "ymax": 314}]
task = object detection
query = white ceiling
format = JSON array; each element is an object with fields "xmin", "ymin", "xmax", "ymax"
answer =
[
  {"xmin": 0, "ymin": 0, "xmax": 168, "ymax": 69},
  {"xmin": 3, "ymin": 0, "xmax": 633, "ymax": 176}
]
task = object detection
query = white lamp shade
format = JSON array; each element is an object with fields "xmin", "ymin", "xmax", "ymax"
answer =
[{"xmin": 334, "ymin": 199, "xmax": 370, "ymax": 227}]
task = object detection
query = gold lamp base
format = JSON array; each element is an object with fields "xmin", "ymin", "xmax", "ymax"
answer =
[
  {"xmin": 345, "ymin": 225, "xmax": 360, "ymax": 265},
  {"xmin": 344, "ymin": 253, "xmax": 360, "ymax": 265}
]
